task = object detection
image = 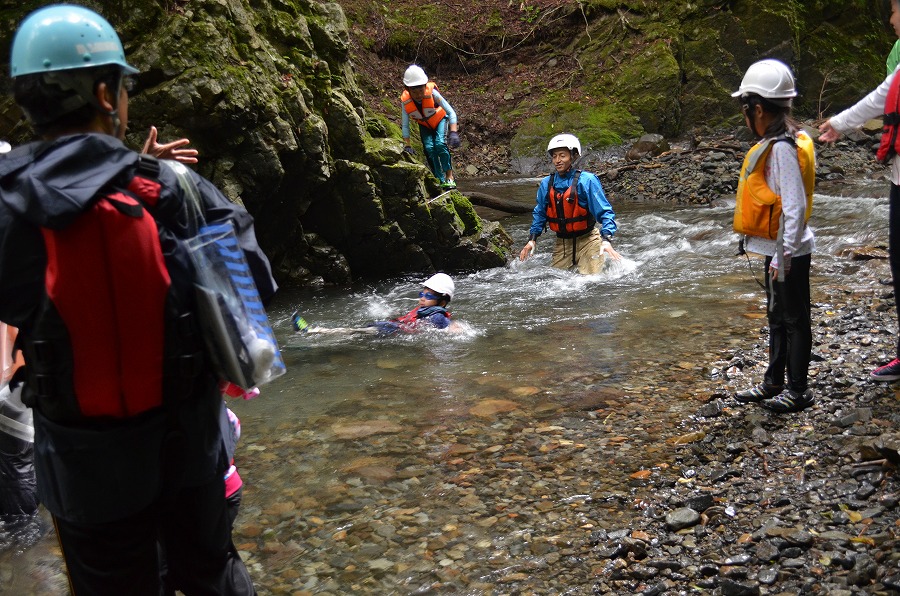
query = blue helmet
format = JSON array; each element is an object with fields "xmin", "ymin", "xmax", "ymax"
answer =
[{"xmin": 10, "ymin": 4, "xmax": 138, "ymax": 78}]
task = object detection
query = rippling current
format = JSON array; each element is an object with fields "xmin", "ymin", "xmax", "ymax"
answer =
[{"xmin": 1, "ymin": 176, "xmax": 893, "ymax": 594}]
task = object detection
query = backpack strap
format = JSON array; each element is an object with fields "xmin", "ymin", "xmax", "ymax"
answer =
[{"xmin": 135, "ymin": 154, "xmax": 161, "ymax": 180}]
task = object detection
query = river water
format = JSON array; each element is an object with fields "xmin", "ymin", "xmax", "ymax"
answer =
[{"xmin": 1, "ymin": 176, "xmax": 894, "ymax": 594}]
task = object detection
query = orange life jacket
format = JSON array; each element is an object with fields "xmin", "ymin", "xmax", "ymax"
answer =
[
  {"xmin": 733, "ymin": 132, "xmax": 814, "ymax": 240},
  {"xmin": 401, "ymin": 82, "xmax": 447, "ymax": 130},
  {"xmin": 546, "ymin": 171, "xmax": 594, "ymax": 238}
]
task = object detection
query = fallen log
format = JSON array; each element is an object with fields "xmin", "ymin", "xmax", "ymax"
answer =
[{"xmin": 464, "ymin": 191, "xmax": 532, "ymax": 214}]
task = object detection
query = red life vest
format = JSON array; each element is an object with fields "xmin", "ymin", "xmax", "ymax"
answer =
[
  {"xmin": 401, "ymin": 82, "xmax": 447, "ymax": 130},
  {"xmin": 392, "ymin": 306, "xmax": 450, "ymax": 333},
  {"xmin": 877, "ymin": 71, "xmax": 900, "ymax": 163},
  {"xmin": 21, "ymin": 158, "xmax": 204, "ymax": 424},
  {"xmin": 545, "ymin": 171, "xmax": 594, "ymax": 238}
]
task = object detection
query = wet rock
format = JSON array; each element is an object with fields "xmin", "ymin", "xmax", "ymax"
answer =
[
  {"xmin": 640, "ymin": 581, "xmax": 668, "ymax": 596},
  {"xmin": 665, "ymin": 508, "xmax": 700, "ymax": 531},
  {"xmin": 468, "ymin": 399, "xmax": 519, "ymax": 417},
  {"xmin": 683, "ymin": 494, "xmax": 714, "ymax": 512},
  {"xmin": 331, "ymin": 420, "xmax": 403, "ymax": 439},
  {"xmin": 724, "ymin": 553, "xmax": 752, "ymax": 566},
  {"xmin": 697, "ymin": 400, "xmax": 724, "ymax": 418},
  {"xmin": 843, "ymin": 246, "xmax": 889, "ymax": 260},
  {"xmin": 847, "ymin": 554, "xmax": 878, "ymax": 586},
  {"xmin": 626, "ymin": 134, "xmax": 670, "ymax": 161},
  {"xmin": 757, "ymin": 568, "xmax": 778, "ymax": 585},
  {"xmin": 873, "ymin": 432, "xmax": 900, "ymax": 463},
  {"xmin": 720, "ymin": 578, "xmax": 760, "ymax": 595}
]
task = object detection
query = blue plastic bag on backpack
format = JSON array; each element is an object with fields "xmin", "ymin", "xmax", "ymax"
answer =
[{"xmin": 165, "ymin": 161, "xmax": 285, "ymax": 389}]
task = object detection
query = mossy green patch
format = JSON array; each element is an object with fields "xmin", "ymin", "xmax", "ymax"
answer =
[
  {"xmin": 510, "ymin": 96, "xmax": 643, "ymax": 159},
  {"xmin": 606, "ymin": 39, "xmax": 682, "ymax": 136},
  {"xmin": 449, "ymin": 192, "xmax": 483, "ymax": 237}
]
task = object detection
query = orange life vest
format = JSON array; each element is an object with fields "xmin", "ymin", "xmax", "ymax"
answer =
[
  {"xmin": 546, "ymin": 171, "xmax": 594, "ymax": 238},
  {"xmin": 733, "ymin": 132, "xmax": 814, "ymax": 240},
  {"xmin": 401, "ymin": 82, "xmax": 447, "ymax": 130}
]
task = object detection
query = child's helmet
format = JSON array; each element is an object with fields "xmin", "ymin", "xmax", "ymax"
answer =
[
  {"xmin": 423, "ymin": 273, "xmax": 454, "ymax": 300},
  {"xmin": 10, "ymin": 4, "xmax": 138, "ymax": 77},
  {"xmin": 547, "ymin": 133, "xmax": 581, "ymax": 158},
  {"xmin": 403, "ymin": 64, "xmax": 428, "ymax": 87},
  {"xmin": 731, "ymin": 59, "xmax": 796, "ymax": 106}
]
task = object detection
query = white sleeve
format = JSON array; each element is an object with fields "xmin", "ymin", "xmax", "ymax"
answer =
[
  {"xmin": 768, "ymin": 141, "xmax": 806, "ymax": 260},
  {"xmin": 830, "ymin": 69, "xmax": 896, "ymax": 132}
]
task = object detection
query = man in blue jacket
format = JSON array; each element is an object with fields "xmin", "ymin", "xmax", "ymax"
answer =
[
  {"xmin": 0, "ymin": 6, "xmax": 275, "ymax": 594},
  {"xmin": 519, "ymin": 133, "xmax": 620, "ymax": 274}
]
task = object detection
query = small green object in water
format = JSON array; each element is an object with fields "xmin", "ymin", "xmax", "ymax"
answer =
[{"xmin": 292, "ymin": 313, "xmax": 309, "ymax": 333}]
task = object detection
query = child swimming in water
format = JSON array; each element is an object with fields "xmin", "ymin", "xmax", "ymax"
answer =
[{"xmin": 293, "ymin": 273, "xmax": 460, "ymax": 336}]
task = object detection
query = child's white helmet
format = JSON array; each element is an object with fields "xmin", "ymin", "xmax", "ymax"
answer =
[
  {"xmin": 731, "ymin": 59, "xmax": 796, "ymax": 105},
  {"xmin": 547, "ymin": 133, "xmax": 581, "ymax": 158},
  {"xmin": 403, "ymin": 65, "xmax": 428, "ymax": 87},
  {"xmin": 423, "ymin": 273, "xmax": 454, "ymax": 300}
]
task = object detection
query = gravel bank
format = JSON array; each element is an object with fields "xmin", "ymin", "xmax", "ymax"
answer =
[{"xmin": 446, "ymin": 126, "xmax": 900, "ymax": 595}]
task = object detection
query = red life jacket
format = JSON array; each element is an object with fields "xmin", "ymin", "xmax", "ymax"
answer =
[
  {"xmin": 21, "ymin": 157, "xmax": 204, "ymax": 424},
  {"xmin": 877, "ymin": 71, "xmax": 900, "ymax": 163},
  {"xmin": 401, "ymin": 82, "xmax": 447, "ymax": 130},
  {"xmin": 392, "ymin": 306, "xmax": 451, "ymax": 333},
  {"xmin": 545, "ymin": 171, "xmax": 594, "ymax": 238}
]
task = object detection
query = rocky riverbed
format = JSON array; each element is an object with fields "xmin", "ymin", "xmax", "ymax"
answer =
[
  {"xmin": 231, "ymin": 261, "xmax": 900, "ymax": 595},
  {"xmin": 222, "ymin": 136, "xmax": 900, "ymax": 596}
]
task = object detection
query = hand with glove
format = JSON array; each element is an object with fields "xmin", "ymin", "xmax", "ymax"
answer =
[
  {"xmin": 448, "ymin": 131, "xmax": 461, "ymax": 149},
  {"xmin": 403, "ymin": 146, "xmax": 416, "ymax": 156}
]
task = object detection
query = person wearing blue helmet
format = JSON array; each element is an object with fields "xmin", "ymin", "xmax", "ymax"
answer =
[{"xmin": 0, "ymin": 5, "xmax": 275, "ymax": 594}]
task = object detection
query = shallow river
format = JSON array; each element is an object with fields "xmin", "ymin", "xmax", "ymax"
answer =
[{"xmin": 2, "ymin": 176, "xmax": 894, "ymax": 594}]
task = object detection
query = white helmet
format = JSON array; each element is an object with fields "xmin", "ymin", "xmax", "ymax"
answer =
[
  {"xmin": 731, "ymin": 59, "xmax": 796, "ymax": 105},
  {"xmin": 403, "ymin": 64, "xmax": 428, "ymax": 87},
  {"xmin": 547, "ymin": 133, "xmax": 581, "ymax": 158},
  {"xmin": 423, "ymin": 273, "xmax": 454, "ymax": 300}
]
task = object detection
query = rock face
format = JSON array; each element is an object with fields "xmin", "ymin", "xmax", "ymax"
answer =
[{"xmin": 0, "ymin": 0, "xmax": 511, "ymax": 287}]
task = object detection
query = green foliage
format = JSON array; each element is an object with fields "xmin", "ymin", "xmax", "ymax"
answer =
[
  {"xmin": 384, "ymin": 29, "xmax": 419, "ymax": 55},
  {"xmin": 520, "ymin": 4, "xmax": 542, "ymax": 24},
  {"xmin": 486, "ymin": 9, "xmax": 503, "ymax": 30},
  {"xmin": 510, "ymin": 97, "xmax": 643, "ymax": 158}
]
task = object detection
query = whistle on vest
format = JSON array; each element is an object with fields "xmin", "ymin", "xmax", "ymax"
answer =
[{"xmin": 735, "ymin": 237, "xmax": 746, "ymax": 256}]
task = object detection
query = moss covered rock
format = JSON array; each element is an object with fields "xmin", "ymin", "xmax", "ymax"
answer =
[{"xmin": 0, "ymin": 0, "xmax": 511, "ymax": 287}]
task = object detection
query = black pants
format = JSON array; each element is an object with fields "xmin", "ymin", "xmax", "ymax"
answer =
[
  {"xmin": 890, "ymin": 183, "xmax": 900, "ymax": 359},
  {"xmin": 54, "ymin": 476, "xmax": 255, "ymax": 596},
  {"xmin": 0, "ymin": 432, "xmax": 37, "ymax": 519},
  {"xmin": 763, "ymin": 253, "xmax": 812, "ymax": 393}
]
